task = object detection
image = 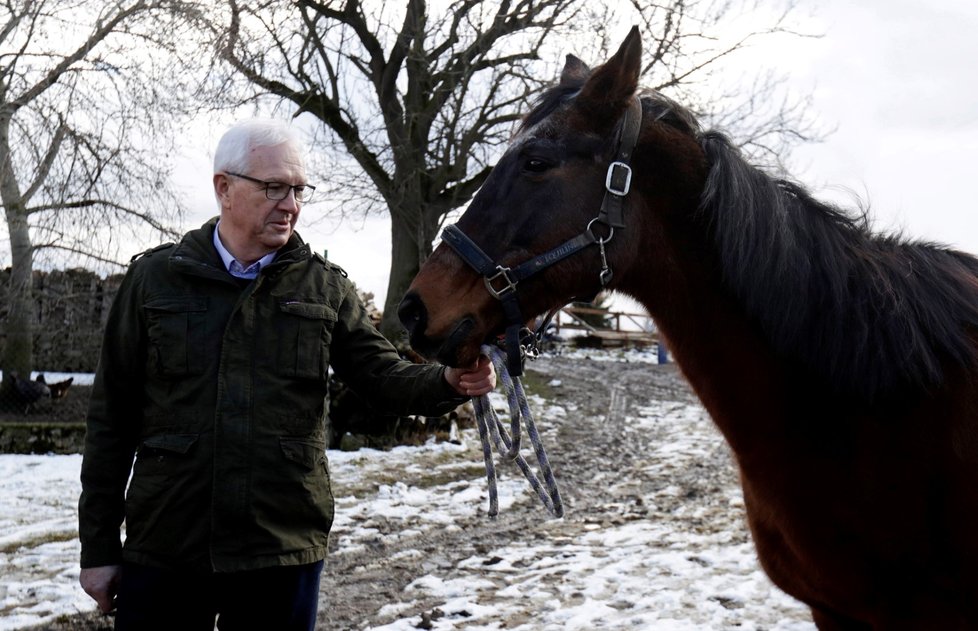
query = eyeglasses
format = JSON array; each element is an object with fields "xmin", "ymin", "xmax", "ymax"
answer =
[{"xmin": 225, "ymin": 172, "xmax": 316, "ymax": 203}]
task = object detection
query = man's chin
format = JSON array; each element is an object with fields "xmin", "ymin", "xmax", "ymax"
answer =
[{"xmin": 263, "ymin": 226, "xmax": 293, "ymax": 245}]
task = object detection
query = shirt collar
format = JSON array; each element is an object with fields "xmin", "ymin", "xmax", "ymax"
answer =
[{"xmin": 212, "ymin": 221, "xmax": 278, "ymax": 280}]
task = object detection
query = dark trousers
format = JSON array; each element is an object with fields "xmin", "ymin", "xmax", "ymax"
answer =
[{"xmin": 114, "ymin": 560, "xmax": 324, "ymax": 631}]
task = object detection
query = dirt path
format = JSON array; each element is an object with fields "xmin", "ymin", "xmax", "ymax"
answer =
[{"xmin": 315, "ymin": 356, "xmax": 765, "ymax": 629}]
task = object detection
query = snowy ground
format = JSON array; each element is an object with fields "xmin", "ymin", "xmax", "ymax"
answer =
[
  {"xmin": 0, "ymin": 373, "xmax": 94, "ymax": 386},
  {"xmin": 0, "ymin": 351, "xmax": 815, "ymax": 630},
  {"xmin": 0, "ymin": 455, "xmax": 90, "ymax": 630}
]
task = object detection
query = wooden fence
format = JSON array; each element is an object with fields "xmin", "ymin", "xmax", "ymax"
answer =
[{"xmin": 551, "ymin": 305, "xmax": 658, "ymax": 347}]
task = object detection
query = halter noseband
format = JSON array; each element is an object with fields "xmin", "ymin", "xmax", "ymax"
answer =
[{"xmin": 441, "ymin": 96, "xmax": 643, "ymax": 376}]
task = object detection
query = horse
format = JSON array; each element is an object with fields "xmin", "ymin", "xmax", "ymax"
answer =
[{"xmin": 398, "ymin": 26, "xmax": 978, "ymax": 629}]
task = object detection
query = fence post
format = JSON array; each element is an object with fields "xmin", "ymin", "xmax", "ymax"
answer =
[{"xmin": 657, "ymin": 339, "xmax": 669, "ymax": 364}]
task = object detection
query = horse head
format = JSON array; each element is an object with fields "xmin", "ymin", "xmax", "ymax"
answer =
[{"xmin": 399, "ymin": 27, "xmax": 707, "ymax": 368}]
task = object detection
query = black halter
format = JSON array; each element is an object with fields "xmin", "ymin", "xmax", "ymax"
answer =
[{"xmin": 442, "ymin": 96, "xmax": 643, "ymax": 376}]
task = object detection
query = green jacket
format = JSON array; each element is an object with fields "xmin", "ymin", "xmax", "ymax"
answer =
[{"xmin": 79, "ymin": 220, "xmax": 465, "ymax": 572}]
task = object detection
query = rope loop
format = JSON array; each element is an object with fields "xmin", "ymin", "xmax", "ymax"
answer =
[{"xmin": 473, "ymin": 344, "xmax": 564, "ymax": 518}]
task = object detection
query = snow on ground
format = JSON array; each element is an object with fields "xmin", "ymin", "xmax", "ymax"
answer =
[
  {"xmin": 0, "ymin": 373, "xmax": 95, "ymax": 387},
  {"xmin": 361, "ymin": 389, "xmax": 812, "ymax": 631},
  {"xmin": 557, "ymin": 346, "xmax": 663, "ymax": 364},
  {"xmin": 0, "ymin": 455, "xmax": 90, "ymax": 630},
  {"xmin": 0, "ymin": 352, "xmax": 813, "ymax": 630}
]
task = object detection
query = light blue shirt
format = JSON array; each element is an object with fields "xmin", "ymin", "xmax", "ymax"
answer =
[{"xmin": 212, "ymin": 221, "xmax": 278, "ymax": 280}]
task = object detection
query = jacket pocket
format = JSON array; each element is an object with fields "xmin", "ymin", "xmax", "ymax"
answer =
[
  {"xmin": 260, "ymin": 437, "xmax": 333, "ymax": 538},
  {"xmin": 132, "ymin": 433, "xmax": 200, "ymax": 477},
  {"xmin": 126, "ymin": 433, "xmax": 201, "ymax": 534},
  {"xmin": 144, "ymin": 297, "xmax": 208, "ymax": 378},
  {"xmin": 279, "ymin": 437, "xmax": 327, "ymax": 470},
  {"xmin": 142, "ymin": 433, "xmax": 199, "ymax": 454},
  {"xmin": 276, "ymin": 300, "xmax": 336, "ymax": 380}
]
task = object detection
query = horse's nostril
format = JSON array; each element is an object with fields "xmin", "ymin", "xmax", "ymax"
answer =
[{"xmin": 397, "ymin": 292, "xmax": 427, "ymax": 336}]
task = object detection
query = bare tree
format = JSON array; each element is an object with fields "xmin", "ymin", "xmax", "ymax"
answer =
[
  {"xmin": 0, "ymin": 0, "xmax": 208, "ymax": 387},
  {"xmin": 215, "ymin": 0, "xmax": 819, "ymax": 339}
]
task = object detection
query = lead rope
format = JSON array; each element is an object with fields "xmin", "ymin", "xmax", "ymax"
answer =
[{"xmin": 472, "ymin": 344, "xmax": 564, "ymax": 518}]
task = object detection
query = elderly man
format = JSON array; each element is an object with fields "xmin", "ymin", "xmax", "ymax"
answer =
[{"xmin": 78, "ymin": 119, "xmax": 494, "ymax": 630}]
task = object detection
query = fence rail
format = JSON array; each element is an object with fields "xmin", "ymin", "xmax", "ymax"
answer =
[{"xmin": 551, "ymin": 305, "xmax": 658, "ymax": 347}]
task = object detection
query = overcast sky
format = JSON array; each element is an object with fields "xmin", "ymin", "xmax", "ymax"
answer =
[
  {"xmin": 770, "ymin": 0, "xmax": 978, "ymax": 249},
  {"xmin": 178, "ymin": 1, "xmax": 978, "ymax": 309}
]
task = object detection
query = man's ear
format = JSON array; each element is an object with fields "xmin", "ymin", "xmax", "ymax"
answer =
[{"xmin": 214, "ymin": 173, "xmax": 231, "ymax": 202}]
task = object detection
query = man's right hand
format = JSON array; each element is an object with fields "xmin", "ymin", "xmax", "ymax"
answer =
[{"xmin": 80, "ymin": 565, "xmax": 122, "ymax": 613}]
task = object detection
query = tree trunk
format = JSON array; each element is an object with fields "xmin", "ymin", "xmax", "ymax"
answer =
[
  {"xmin": 0, "ymin": 115, "xmax": 34, "ymax": 384},
  {"xmin": 2, "ymin": 207, "xmax": 34, "ymax": 380},
  {"xmin": 380, "ymin": 210, "xmax": 425, "ymax": 345}
]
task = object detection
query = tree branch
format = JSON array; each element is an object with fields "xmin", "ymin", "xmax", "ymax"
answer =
[
  {"xmin": 30, "ymin": 240, "xmax": 128, "ymax": 267},
  {"xmin": 21, "ymin": 119, "xmax": 67, "ymax": 204},
  {"xmin": 10, "ymin": 1, "xmax": 149, "ymax": 111},
  {"xmin": 28, "ymin": 198, "xmax": 182, "ymax": 239}
]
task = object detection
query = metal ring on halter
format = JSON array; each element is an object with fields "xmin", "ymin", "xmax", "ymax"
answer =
[{"xmin": 586, "ymin": 217, "xmax": 615, "ymax": 244}]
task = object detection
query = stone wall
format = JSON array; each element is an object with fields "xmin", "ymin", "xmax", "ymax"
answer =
[{"xmin": 0, "ymin": 269, "xmax": 122, "ymax": 373}]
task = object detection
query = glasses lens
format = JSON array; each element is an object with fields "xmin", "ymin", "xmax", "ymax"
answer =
[
  {"xmin": 261, "ymin": 182, "xmax": 313, "ymax": 202},
  {"xmin": 265, "ymin": 182, "xmax": 288, "ymax": 200}
]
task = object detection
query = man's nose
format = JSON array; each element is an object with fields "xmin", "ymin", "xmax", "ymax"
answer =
[{"xmin": 276, "ymin": 190, "xmax": 300, "ymax": 212}]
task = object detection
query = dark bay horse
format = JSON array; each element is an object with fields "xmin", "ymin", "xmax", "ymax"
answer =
[{"xmin": 398, "ymin": 27, "xmax": 978, "ymax": 629}]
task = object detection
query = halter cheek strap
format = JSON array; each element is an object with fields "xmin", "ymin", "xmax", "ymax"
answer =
[
  {"xmin": 442, "ymin": 96, "xmax": 643, "ymax": 376},
  {"xmin": 601, "ymin": 96, "xmax": 643, "ymax": 229}
]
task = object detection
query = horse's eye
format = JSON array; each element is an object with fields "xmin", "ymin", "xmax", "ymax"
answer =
[{"xmin": 524, "ymin": 158, "xmax": 551, "ymax": 173}]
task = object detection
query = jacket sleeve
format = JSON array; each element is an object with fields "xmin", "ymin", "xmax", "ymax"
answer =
[
  {"xmin": 78, "ymin": 266, "xmax": 147, "ymax": 568},
  {"xmin": 327, "ymin": 280, "xmax": 467, "ymax": 417}
]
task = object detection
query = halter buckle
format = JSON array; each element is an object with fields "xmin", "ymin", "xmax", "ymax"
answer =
[
  {"xmin": 605, "ymin": 161, "xmax": 632, "ymax": 196},
  {"xmin": 485, "ymin": 266, "xmax": 518, "ymax": 299}
]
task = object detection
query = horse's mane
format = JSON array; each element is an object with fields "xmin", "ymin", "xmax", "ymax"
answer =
[
  {"xmin": 520, "ymin": 85, "xmax": 699, "ymax": 137},
  {"xmin": 519, "ymin": 85, "xmax": 582, "ymax": 132},
  {"xmin": 694, "ymin": 125, "xmax": 978, "ymax": 401}
]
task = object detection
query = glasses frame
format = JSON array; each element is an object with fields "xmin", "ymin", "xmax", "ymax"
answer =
[{"xmin": 225, "ymin": 172, "xmax": 316, "ymax": 203}]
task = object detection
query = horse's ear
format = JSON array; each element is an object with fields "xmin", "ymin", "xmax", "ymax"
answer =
[
  {"xmin": 576, "ymin": 26, "xmax": 641, "ymax": 115},
  {"xmin": 560, "ymin": 55, "xmax": 590, "ymax": 87}
]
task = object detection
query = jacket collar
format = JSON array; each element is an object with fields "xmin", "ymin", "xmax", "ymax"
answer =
[{"xmin": 170, "ymin": 217, "xmax": 312, "ymax": 281}]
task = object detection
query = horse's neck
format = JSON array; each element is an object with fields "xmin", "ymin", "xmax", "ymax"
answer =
[{"xmin": 625, "ymin": 241, "xmax": 793, "ymax": 460}]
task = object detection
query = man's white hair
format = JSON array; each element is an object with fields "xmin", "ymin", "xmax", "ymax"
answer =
[{"xmin": 213, "ymin": 118, "xmax": 305, "ymax": 175}]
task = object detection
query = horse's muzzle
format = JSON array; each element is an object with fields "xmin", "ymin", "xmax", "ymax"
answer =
[
  {"xmin": 397, "ymin": 291, "xmax": 427, "ymax": 342},
  {"xmin": 397, "ymin": 291, "xmax": 476, "ymax": 366}
]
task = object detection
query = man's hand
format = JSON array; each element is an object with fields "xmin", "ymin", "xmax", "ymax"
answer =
[
  {"xmin": 80, "ymin": 565, "xmax": 122, "ymax": 614},
  {"xmin": 445, "ymin": 354, "xmax": 496, "ymax": 397}
]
